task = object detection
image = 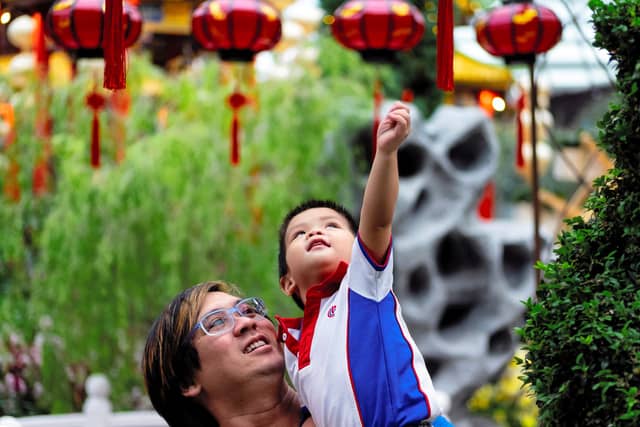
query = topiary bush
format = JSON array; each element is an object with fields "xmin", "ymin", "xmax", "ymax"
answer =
[{"xmin": 517, "ymin": 1, "xmax": 640, "ymax": 425}]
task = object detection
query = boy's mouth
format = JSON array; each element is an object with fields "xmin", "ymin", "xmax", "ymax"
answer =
[{"xmin": 307, "ymin": 238, "xmax": 329, "ymax": 251}]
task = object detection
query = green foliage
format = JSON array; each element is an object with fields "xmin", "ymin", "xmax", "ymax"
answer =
[
  {"xmin": 0, "ymin": 50, "xmax": 371, "ymax": 412},
  {"xmin": 517, "ymin": 1, "xmax": 640, "ymax": 426}
]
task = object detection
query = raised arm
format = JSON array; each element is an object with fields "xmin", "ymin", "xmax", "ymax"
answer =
[{"xmin": 359, "ymin": 101, "xmax": 410, "ymax": 262}]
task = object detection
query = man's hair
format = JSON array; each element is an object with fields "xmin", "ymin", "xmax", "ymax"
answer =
[
  {"xmin": 278, "ymin": 199, "xmax": 358, "ymax": 309},
  {"xmin": 141, "ymin": 281, "xmax": 240, "ymax": 427}
]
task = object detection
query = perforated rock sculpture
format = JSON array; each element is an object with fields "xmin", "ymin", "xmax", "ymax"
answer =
[{"xmin": 351, "ymin": 102, "xmax": 536, "ymax": 426}]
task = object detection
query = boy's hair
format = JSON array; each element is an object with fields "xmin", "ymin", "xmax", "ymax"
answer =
[
  {"xmin": 278, "ymin": 199, "xmax": 358, "ymax": 309},
  {"xmin": 141, "ymin": 281, "xmax": 240, "ymax": 427}
]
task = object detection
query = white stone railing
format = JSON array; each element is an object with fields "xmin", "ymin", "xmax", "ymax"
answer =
[{"xmin": 0, "ymin": 374, "xmax": 167, "ymax": 427}]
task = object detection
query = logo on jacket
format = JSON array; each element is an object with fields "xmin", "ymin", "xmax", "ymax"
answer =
[{"xmin": 327, "ymin": 305, "xmax": 336, "ymax": 318}]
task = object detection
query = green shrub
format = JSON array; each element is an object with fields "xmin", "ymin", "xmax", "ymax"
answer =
[{"xmin": 517, "ymin": 1, "xmax": 640, "ymax": 426}]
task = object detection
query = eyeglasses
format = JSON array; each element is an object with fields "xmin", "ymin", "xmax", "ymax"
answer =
[{"xmin": 189, "ymin": 297, "xmax": 267, "ymax": 338}]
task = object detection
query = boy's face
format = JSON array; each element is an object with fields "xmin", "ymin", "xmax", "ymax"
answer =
[{"xmin": 280, "ymin": 207, "xmax": 355, "ymax": 304}]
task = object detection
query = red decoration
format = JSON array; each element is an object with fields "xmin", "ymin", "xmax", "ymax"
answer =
[
  {"xmin": 436, "ymin": 0, "xmax": 454, "ymax": 91},
  {"xmin": 474, "ymin": 2, "xmax": 562, "ymax": 63},
  {"xmin": 477, "ymin": 181, "xmax": 495, "ymax": 220},
  {"xmin": 45, "ymin": 0, "xmax": 142, "ymax": 68},
  {"xmin": 32, "ymin": 158, "xmax": 50, "ymax": 196},
  {"xmin": 1, "ymin": 103, "xmax": 19, "ymax": 202},
  {"xmin": 227, "ymin": 92, "xmax": 251, "ymax": 165},
  {"xmin": 331, "ymin": 0, "xmax": 424, "ymax": 159},
  {"xmin": 103, "ymin": 0, "xmax": 125, "ymax": 89},
  {"xmin": 192, "ymin": 0, "xmax": 282, "ymax": 62},
  {"xmin": 475, "ymin": 1, "xmax": 562, "ymax": 271},
  {"xmin": 192, "ymin": 0, "xmax": 281, "ymax": 165},
  {"xmin": 32, "ymin": 13, "xmax": 49, "ymax": 79},
  {"xmin": 46, "ymin": 0, "xmax": 141, "ymax": 165},
  {"xmin": 86, "ymin": 88, "xmax": 106, "ymax": 168},
  {"xmin": 331, "ymin": 0, "xmax": 424, "ymax": 62},
  {"xmin": 110, "ymin": 90, "xmax": 131, "ymax": 163},
  {"xmin": 515, "ymin": 91, "xmax": 525, "ymax": 168}
]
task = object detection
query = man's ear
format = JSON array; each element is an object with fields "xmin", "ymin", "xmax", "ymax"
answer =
[
  {"xmin": 182, "ymin": 383, "xmax": 202, "ymax": 398},
  {"xmin": 279, "ymin": 274, "xmax": 297, "ymax": 297}
]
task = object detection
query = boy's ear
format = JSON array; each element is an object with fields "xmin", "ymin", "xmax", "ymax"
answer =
[
  {"xmin": 279, "ymin": 274, "xmax": 297, "ymax": 297},
  {"xmin": 182, "ymin": 382, "xmax": 202, "ymax": 398}
]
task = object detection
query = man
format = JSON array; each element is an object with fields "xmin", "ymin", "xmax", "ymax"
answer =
[{"xmin": 142, "ymin": 281, "xmax": 314, "ymax": 427}]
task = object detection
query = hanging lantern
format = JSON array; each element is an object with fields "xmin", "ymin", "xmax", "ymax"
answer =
[
  {"xmin": 331, "ymin": 0, "xmax": 424, "ymax": 158},
  {"xmin": 331, "ymin": 0, "xmax": 425, "ymax": 62},
  {"xmin": 45, "ymin": 0, "xmax": 142, "ymax": 60},
  {"xmin": 45, "ymin": 0, "xmax": 142, "ymax": 167},
  {"xmin": 474, "ymin": 0, "xmax": 562, "ymax": 275},
  {"xmin": 192, "ymin": 0, "xmax": 282, "ymax": 166},
  {"xmin": 474, "ymin": 1, "xmax": 562, "ymax": 63}
]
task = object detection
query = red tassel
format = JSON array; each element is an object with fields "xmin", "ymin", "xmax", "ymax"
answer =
[
  {"xmin": 4, "ymin": 161, "xmax": 20, "ymax": 202},
  {"xmin": 227, "ymin": 91, "xmax": 249, "ymax": 166},
  {"xmin": 91, "ymin": 112, "xmax": 100, "ymax": 168},
  {"xmin": 231, "ymin": 112, "xmax": 240, "ymax": 165},
  {"xmin": 436, "ymin": 0, "xmax": 454, "ymax": 91},
  {"xmin": 32, "ymin": 13, "xmax": 48, "ymax": 80},
  {"xmin": 86, "ymin": 89, "xmax": 106, "ymax": 168},
  {"xmin": 103, "ymin": 0, "xmax": 126, "ymax": 90},
  {"xmin": 477, "ymin": 181, "xmax": 495, "ymax": 220},
  {"xmin": 515, "ymin": 93, "xmax": 525, "ymax": 168},
  {"xmin": 32, "ymin": 158, "xmax": 50, "ymax": 196},
  {"xmin": 401, "ymin": 89, "xmax": 414, "ymax": 103},
  {"xmin": 372, "ymin": 79, "xmax": 383, "ymax": 160}
]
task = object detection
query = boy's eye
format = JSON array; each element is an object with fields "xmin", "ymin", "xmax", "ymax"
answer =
[
  {"xmin": 291, "ymin": 230, "xmax": 305, "ymax": 240},
  {"xmin": 326, "ymin": 222, "xmax": 340, "ymax": 229}
]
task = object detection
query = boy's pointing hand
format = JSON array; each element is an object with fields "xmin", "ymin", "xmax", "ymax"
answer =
[{"xmin": 376, "ymin": 101, "xmax": 411, "ymax": 155}]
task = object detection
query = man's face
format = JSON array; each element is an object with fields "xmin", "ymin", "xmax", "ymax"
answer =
[
  {"xmin": 188, "ymin": 292, "xmax": 284, "ymax": 398},
  {"xmin": 281, "ymin": 207, "xmax": 355, "ymax": 302}
]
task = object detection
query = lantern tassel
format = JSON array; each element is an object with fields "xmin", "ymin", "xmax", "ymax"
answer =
[
  {"xmin": 86, "ymin": 88, "xmax": 106, "ymax": 168},
  {"xmin": 4, "ymin": 161, "xmax": 20, "ymax": 202},
  {"xmin": 515, "ymin": 93, "xmax": 525, "ymax": 168},
  {"xmin": 91, "ymin": 111, "xmax": 101, "ymax": 168},
  {"xmin": 32, "ymin": 13, "xmax": 48, "ymax": 80},
  {"xmin": 231, "ymin": 111, "xmax": 240, "ymax": 166},
  {"xmin": 103, "ymin": 0, "xmax": 126, "ymax": 90},
  {"xmin": 32, "ymin": 157, "xmax": 50, "ymax": 196},
  {"xmin": 372, "ymin": 78, "xmax": 383, "ymax": 161},
  {"xmin": 227, "ymin": 90, "xmax": 249, "ymax": 166},
  {"xmin": 436, "ymin": 0, "xmax": 454, "ymax": 91},
  {"xmin": 477, "ymin": 180, "xmax": 495, "ymax": 220}
]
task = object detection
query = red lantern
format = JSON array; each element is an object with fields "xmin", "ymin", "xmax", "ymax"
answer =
[
  {"xmin": 474, "ymin": 2, "xmax": 562, "ymax": 63},
  {"xmin": 45, "ymin": 0, "xmax": 142, "ymax": 59},
  {"xmin": 46, "ymin": 0, "xmax": 142, "ymax": 168},
  {"xmin": 331, "ymin": 0, "xmax": 424, "ymax": 62},
  {"xmin": 192, "ymin": 0, "xmax": 281, "ymax": 166},
  {"xmin": 331, "ymin": 0, "xmax": 424, "ymax": 158},
  {"xmin": 192, "ymin": 0, "xmax": 282, "ymax": 62},
  {"xmin": 474, "ymin": 0, "xmax": 562, "ymax": 273}
]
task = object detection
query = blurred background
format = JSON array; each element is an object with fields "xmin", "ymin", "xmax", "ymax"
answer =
[{"xmin": 0, "ymin": 0, "xmax": 616, "ymax": 425}]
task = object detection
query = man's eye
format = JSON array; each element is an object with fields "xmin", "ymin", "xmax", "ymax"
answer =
[
  {"xmin": 205, "ymin": 316, "xmax": 227, "ymax": 330},
  {"xmin": 240, "ymin": 306, "xmax": 258, "ymax": 316}
]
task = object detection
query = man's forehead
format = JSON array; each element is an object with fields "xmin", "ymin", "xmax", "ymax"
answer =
[{"xmin": 200, "ymin": 292, "xmax": 240, "ymax": 315}]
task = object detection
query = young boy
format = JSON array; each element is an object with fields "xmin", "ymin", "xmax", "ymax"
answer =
[{"xmin": 276, "ymin": 102, "xmax": 453, "ymax": 427}]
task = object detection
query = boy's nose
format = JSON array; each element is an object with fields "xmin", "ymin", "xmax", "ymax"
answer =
[{"xmin": 307, "ymin": 227, "xmax": 323, "ymax": 237}]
